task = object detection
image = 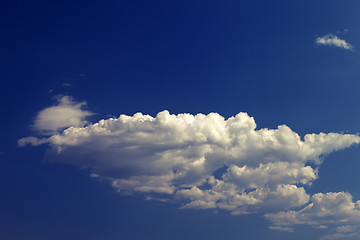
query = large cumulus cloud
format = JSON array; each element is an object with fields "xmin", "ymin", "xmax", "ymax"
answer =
[{"xmin": 19, "ymin": 99, "xmax": 360, "ymax": 237}]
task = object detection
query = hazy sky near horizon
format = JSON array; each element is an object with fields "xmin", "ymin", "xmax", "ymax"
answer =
[{"xmin": 3, "ymin": 1, "xmax": 360, "ymax": 239}]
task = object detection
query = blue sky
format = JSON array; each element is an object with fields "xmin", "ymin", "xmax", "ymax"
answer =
[{"xmin": 2, "ymin": 1, "xmax": 360, "ymax": 239}]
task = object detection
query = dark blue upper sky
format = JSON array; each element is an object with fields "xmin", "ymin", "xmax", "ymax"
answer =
[{"xmin": 2, "ymin": 1, "xmax": 360, "ymax": 239}]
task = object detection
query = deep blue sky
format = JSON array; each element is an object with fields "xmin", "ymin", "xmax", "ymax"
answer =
[{"xmin": 2, "ymin": 1, "xmax": 360, "ymax": 239}]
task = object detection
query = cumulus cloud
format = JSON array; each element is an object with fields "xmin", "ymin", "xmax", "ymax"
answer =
[
  {"xmin": 316, "ymin": 34, "xmax": 354, "ymax": 50},
  {"xmin": 19, "ymin": 106, "xmax": 360, "ymax": 237},
  {"xmin": 265, "ymin": 192, "xmax": 360, "ymax": 239},
  {"xmin": 32, "ymin": 95, "xmax": 93, "ymax": 134}
]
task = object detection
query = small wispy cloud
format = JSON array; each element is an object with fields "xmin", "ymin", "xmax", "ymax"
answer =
[
  {"xmin": 336, "ymin": 29, "xmax": 349, "ymax": 34},
  {"xmin": 62, "ymin": 82, "xmax": 72, "ymax": 87},
  {"xmin": 316, "ymin": 34, "xmax": 353, "ymax": 50}
]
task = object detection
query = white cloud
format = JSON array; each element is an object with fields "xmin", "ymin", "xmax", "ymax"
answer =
[
  {"xmin": 32, "ymin": 95, "xmax": 93, "ymax": 134},
  {"xmin": 223, "ymin": 162, "xmax": 317, "ymax": 188},
  {"xmin": 19, "ymin": 106, "xmax": 360, "ymax": 237},
  {"xmin": 316, "ymin": 34, "xmax": 353, "ymax": 50},
  {"xmin": 265, "ymin": 192, "xmax": 360, "ymax": 238}
]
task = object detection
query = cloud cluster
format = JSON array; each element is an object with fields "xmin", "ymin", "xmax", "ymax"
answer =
[
  {"xmin": 266, "ymin": 192, "xmax": 360, "ymax": 239},
  {"xmin": 19, "ymin": 105, "xmax": 360, "ymax": 237},
  {"xmin": 316, "ymin": 34, "xmax": 353, "ymax": 50}
]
